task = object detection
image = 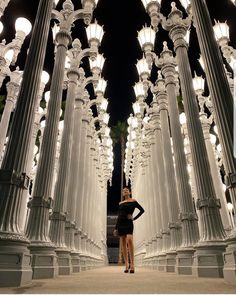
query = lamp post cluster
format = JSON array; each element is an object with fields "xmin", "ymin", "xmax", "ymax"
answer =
[
  {"xmin": 123, "ymin": 0, "xmax": 236, "ymax": 284},
  {"xmin": 0, "ymin": 0, "xmax": 113, "ymax": 287}
]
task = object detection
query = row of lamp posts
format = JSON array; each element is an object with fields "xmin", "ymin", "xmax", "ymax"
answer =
[
  {"xmin": 0, "ymin": 0, "xmax": 113, "ymax": 287},
  {"xmin": 124, "ymin": 0, "xmax": 236, "ymax": 284}
]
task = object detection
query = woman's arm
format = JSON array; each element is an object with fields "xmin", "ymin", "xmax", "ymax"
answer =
[{"xmin": 133, "ymin": 201, "xmax": 145, "ymax": 221}]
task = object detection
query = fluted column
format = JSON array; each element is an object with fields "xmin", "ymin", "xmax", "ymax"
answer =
[
  {"xmin": 165, "ymin": 3, "xmax": 226, "ymax": 278},
  {"xmin": 0, "ymin": 0, "xmax": 54, "ymax": 287},
  {"xmin": 68, "ymin": 89, "xmax": 84, "ymax": 272},
  {"xmin": 0, "ymin": 0, "xmax": 10, "ymax": 18},
  {"xmin": 49, "ymin": 62, "xmax": 80, "ymax": 276},
  {"xmin": 26, "ymin": 27, "xmax": 71, "ymax": 279},
  {"xmin": 149, "ymin": 110, "xmax": 163, "ymax": 266},
  {"xmin": 200, "ymin": 113, "xmax": 232, "ymax": 233},
  {"xmin": 156, "ymin": 78, "xmax": 181, "ymax": 272},
  {"xmin": 190, "ymin": 0, "xmax": 236, "ymax": 282},
  {"xmin": 76, "ymin": 108, "xmax": 90, "ymax": 270},
  {"xmin": 157, "ymin": 45, "xmax": 199, "ymax": 274}
]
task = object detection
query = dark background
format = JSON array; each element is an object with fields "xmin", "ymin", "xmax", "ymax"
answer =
[{"xmin": 0, "ymin": 0, "xmax": 236, "ymax": 213}]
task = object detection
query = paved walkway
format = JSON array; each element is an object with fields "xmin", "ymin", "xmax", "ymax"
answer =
[{"xmin": 1, "ymin": 266, "xmax": 236, "ymax": 294}]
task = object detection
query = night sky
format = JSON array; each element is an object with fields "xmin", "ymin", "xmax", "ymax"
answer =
[{"xmin": 0, "ymin": 0, "xmax": 236, "ymax": 212}]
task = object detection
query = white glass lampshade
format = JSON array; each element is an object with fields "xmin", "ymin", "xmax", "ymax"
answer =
[
  {"xmin": 138, "ymin": 26, "xmax": 156, "ymax": 48},
  {"xmin": 227, "ymin": 202, "xmax": 234, "ymax": 212},
  {"xmin": 213, "ymin": 21, "xmax": 229, "ymax": 42},
  {"xmin": 54, "ymin": 0, "xmax": 60, "ymax": 6},
  {"xmin": 210, "ymin": 134, "xmax": 217, "ymax": 145},
  {"xmin": 179, "ymin": 112, "xmax": 186, "ymax": 125},
  {"xmin": 133, "ymin": 101, "xmax": 141, "ymax": 115},
  {"xmin": 95, "ymin": 78, "xmax": 107, "ymax": 94},
  {"xmin": 179, "ymin": 0, "xmax": 191, "ymax": 10},
  {"xmin": 44, "ymin": 91, "xmax": 50, "ymax": 103},
  {"xmin": 0, "ymin": 21, "xmax": 3, "ymax": 35},
  {"xmin": 192, "ymin": 74, "xmax": 204, "ymax": 93},
  {"xmin": 89, "ymin": 54, "xmax": 105, "ymax": 71},
  {"xmin": 136, "ymin": 57, "xmax": 151, "ymax": 76},
  {"xmin": 15, "ymin": 17, "xmax": 32, "ymax": 36},
  {"xmin": 133, "ymin": 82, "xmax": 145, "ymax": 97},
  {"xmin": 40, "ymin": 120, "xmax": 46, "ymax": 128},
  {"xmin": 41, "ymin": 71, "xmax": 50, "ymax": 85},
  {"xmin": 4, "ymin": 49, "xmax": 14, "ymax": 62},
  {"xmin": 103, "ymin": 113, "xmax": 110, "ymax": 125},
  {"xmin": 100, "ymin": 98, "xmax": 108, "ymax": 111},
  {"xmin": 86, "ymin": 21, "xmax": 104, "ymax": 44}
]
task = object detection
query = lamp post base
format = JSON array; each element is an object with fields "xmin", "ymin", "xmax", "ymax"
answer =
[
  {"xmin": 29, "ymin": 243, "xmax": 58, "ymax": 279},
  {"xmin": 71, "ymin": 251, "xmax": 80, "ymax": 272},
  {"xmin": 223, "ymin": 237, "xmax": 236, "ymax": 284},
  {"xmin": 192, "ymin": 243, "xmax": 226, "ymax": 278},
  {"xmin": 165, "ymin": 251, "xmax": 177, "ymax": 272},
  {"xmin": 176, "ymin": 248, "xmax": 194, "ymax": 275},
  {"xmin": 157, "ymin": 253, "xmax": 167, "ymax": 271},
  {"xmin": 56, "ymin": 248, "xmax": 72, "ymax": 275},
  {"xmin": 0, "ymin": 238, "xmax": 32, "ymax": 287}
]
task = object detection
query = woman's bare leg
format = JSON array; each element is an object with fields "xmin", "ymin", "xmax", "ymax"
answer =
[
  {"xmin": 121, "ymin": 235, "xmax": 129, "ymax": 269},
  {"xmin": 126, "ymin": 234, "xmax": 134, "ymax": 270}
]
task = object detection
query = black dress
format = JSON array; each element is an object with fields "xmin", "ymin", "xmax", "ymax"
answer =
[{"xmin": 115, "ymin": 200, "xmax": 145, "ymax": 236}]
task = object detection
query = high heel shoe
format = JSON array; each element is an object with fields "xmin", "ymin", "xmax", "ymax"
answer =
[
  {"xmin": 124, "ymin": 267, "xmax": 129, "ymax": 273},
  {"xmin": 129, "ymin": 269, "xmax": 135, "ymax": 273}
]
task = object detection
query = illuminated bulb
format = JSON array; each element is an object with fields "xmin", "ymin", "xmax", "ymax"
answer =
[{"xmin": 15, "ymin": 17, "xmax": 32, "ymax": 36}]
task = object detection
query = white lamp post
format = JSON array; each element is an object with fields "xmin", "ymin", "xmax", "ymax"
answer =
[
  {"xmin": 86, "ymin": 21, "xmax": 104, "ymax": 50},
  {"xmin": 89, "ymin": 54, "xmax": 105, "ymax": 76}
]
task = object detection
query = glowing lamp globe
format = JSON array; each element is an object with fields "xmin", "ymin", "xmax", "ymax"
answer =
[
  {"xmin": 136, "ymin": 57, "xmax": 151, "ymax": 76},
  {"xmin": 133, "ymin": 82, "xmax": 145, "ymax": 97},
  {"xmin": 0, "ymin": 21, "xmax": 3, "ymax": 35},
  {"xmin": 44, "ymin": 91, "xmax": 50, "ymax": 103},
  {"xmin": 138, "ymin": 26, "xmax": 155, "ymax": 48},
  {"xmin": 227, "ymin": 202, "xmax": 234, "ymax": 212},
  {"xmin": 100, "ymin": 98, "xmax": 108, "ymax": 111},
  {"xmin": 89, "ymin": 54, "xmax": 105, "ymax": 72},
  {"xmin": 179, "ymin": 113, "xmax": 186, "ymax": 125},
  {"xmin": 95, "ymin": 78, "xmax": 107, "ymax": 94},
  {"xmin": 4, "ymin": 49, "xmax": 14, "ymax": 62},
  {"xmin": 133, "ymin": 102, "xmax": 141, "ymax": 115},
  {"xmin": 15, "ymin": 17, "xmax": 32, "ymax": 36},
  {"xmin": 213, "ymin": 21, "xmax": 229, "ymax": 42},
  {"xmin": 210, "ymin": 134, "xmax": 217, "ymax": 145},
  {"xmin": 86, "ymin": 21, "xmax": 104, "ymax": 44},
  {"xmin": 41, "ymin": 71, "xmax": 50, "ymax": 85},
  {"xmin": 192, "ymin": 74, "xmax": 204, "ymax": 93}
]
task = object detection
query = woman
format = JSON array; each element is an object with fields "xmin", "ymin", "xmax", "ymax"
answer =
[{"xmin": 113, "ymin": 187, "xmax": 144, "ymax": 273}]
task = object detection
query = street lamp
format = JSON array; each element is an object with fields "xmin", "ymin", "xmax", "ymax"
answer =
[
  {"xmin": 192, "ymin": 73, "xmax": 205, "ymax": 95},
  {"xmin": 133, "ymin": 81, "xmax": 146, "ymax": 98},
  {"xmin": 138, "ymin": 26, "xmax": 156, "ymax": 68},
  {"xmin": 89, "ymin": 54, "xmax": 105, "ymax": 75},
  {"xmin": 213, "ymin": 20, "xmax": 236, "ymax": 68},
  {"xmin": 136, "ymin": 56, "xmax": 151, "ymax": 87},
  {"xmin": 86, "ymin": 21, "xmax": 104, "ymax": 50},
  {"xmin": 95, "ymin": 78, "xmax": 107, "ymax": 95},
  {"xmin": 0, "ymin": 17, "xmax": 32, "ymax": 65}
]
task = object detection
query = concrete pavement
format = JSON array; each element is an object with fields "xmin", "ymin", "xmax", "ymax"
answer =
[{"xmin": 1, "ymin": 265, "xmax": 236, "ymax": 294}]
